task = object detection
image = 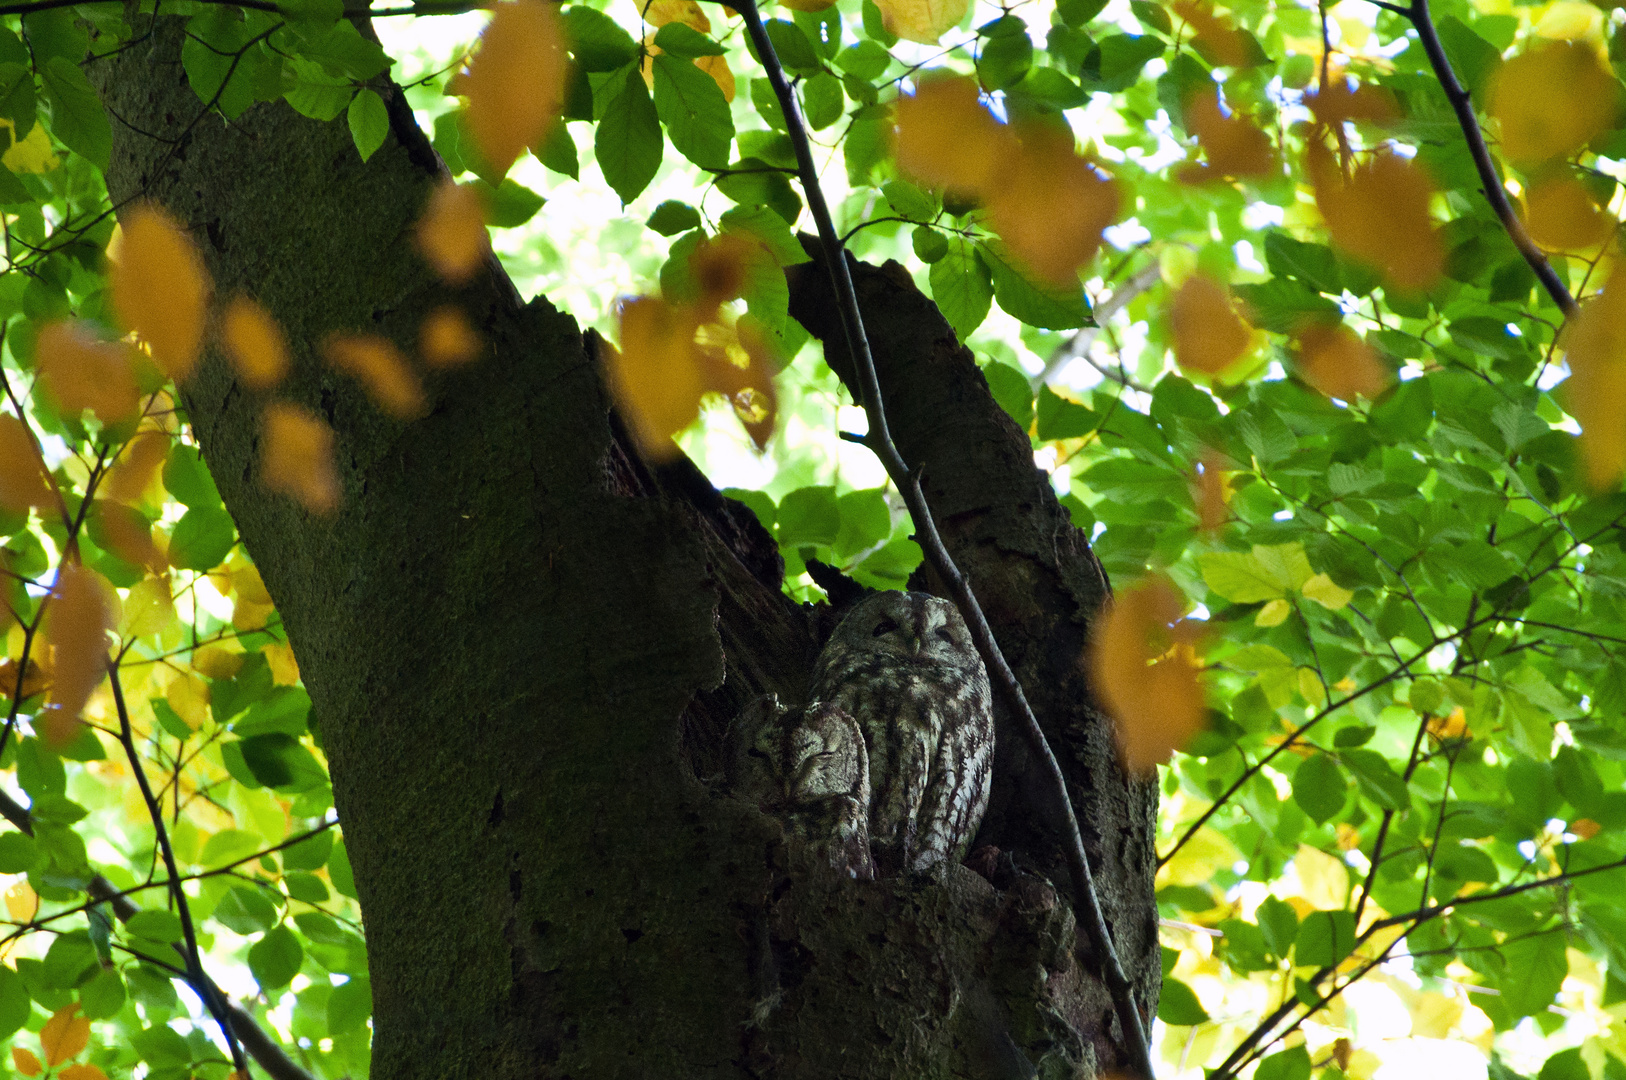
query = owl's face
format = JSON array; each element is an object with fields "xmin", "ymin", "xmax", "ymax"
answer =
[
  {"xmin": 820, "ymin": 591, "xmax": 975, "ymax": 672},
  {"xmin": 791, "ymin": 703, "xmax": 868, "ymax": 800}
]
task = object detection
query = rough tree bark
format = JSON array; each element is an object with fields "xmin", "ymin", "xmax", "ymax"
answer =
[{"xmin": 90, "ymin": 16, "xmax": 1159, "ymax": 1079}]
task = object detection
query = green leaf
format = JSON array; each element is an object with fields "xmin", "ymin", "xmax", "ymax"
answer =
[
  {"xmin": 283, "ymin": 828, "xmax": 335, "ymax": 871},
  {"xmin": 249, "ymin": 925, "xmax": 304, "ymax": 989},
  {"xmin": 285, "ymin": 870, "xmax": 330, "ymax": 903},
  {"xmin": 653, "ymin": 21, "xmax": 725, "ymax": 57},
  {"xmin": 41, "ymin": 56, "xmax": 111, "ymax": 172},
  {"xmin": 1199, "ymin": 551, "xmax": 1285, "ymax": 603},
  {"xmin": 214, "ymin": 886, "xmax": 279, "ymax": 935},
  {"xmin": 762, "ymin": 19, "xmax": 821, "ymax": 75},
  {"xmin": 564, "ymin": 5, "xmax": 639, "ymax": 70},
  {"xmin": 0, "ymin": 965, "xmax": 28, "ymax": 1040},
  {"xmin": 1293, "ymin": 753, "xmax": 1346, "ymax": 824},
  {"xmin": 930, "ymin": 241, "xmax": 994, "ymax": 342},
  {"xmin": 347, "ymin": 88, "xmax": 389, "ymax": 163},
  {"xmin": 1156, "ymin": 976, "xmax": 1210, "ymax": 1024},
  {"xmin": 470, "ymin": 177, "xmax": 545, "ymax": 229},
  {"xmin": 126, "ymin": 909, "xmax": 185, "ymax": 943},
  {"xmin": 1294, "ymin": 910, "xmax": 1356, "ymax": 967},
  {"xmin": 983, "ymin": 362, "xmax": 1034, "ymax": 429},
  {"xmin": 1499, "ymin": 933, "xmax": 1566, "ymax": 1017},
  {"xmin": 327, "ymin": 976, "xmax": 372, "ymax": 1034},
  {"xmin": 0, "ymin": 63, "xmax": 35, "ymax": 140},
  {"xmin": 79, "ymin": 968, "xmax": 125, "ymax": 1020},
  {"xmin": 1340, "ymin": 748, "xmax": 1410, "ymax": 810},
  {"xmin": 0, "ymin": 831, "xmax": 36, "ymax": 874},
  {"xmin": 802, "ymin": 71, "xmax": 845, "ymax": 131},
  {"xmin": 912, "ymin": 226, "xmax": 948, "ymax": 263},
  {"xmin": 168, "ymin": 506, "xmax": 235, "ymax": 571},
  {"xmin": 537, "ymin": 121, "xmax": 579, "ymax": 179},
  {"xmin": 1254, "ymin": 1045, "xmax": 1311, "ymax": 1080},
  {"xmin": 238, "ymin": 732, "xmax": 326, "ymax": 790},
  {"xmin": 977, "ymin": 16, "xmax": 1034, "ymax": 90},
  {"xmin": 833, "ymin": 489, "xmax": 892, "ymax": 558},
  {"xmin": 720, "ymin": 204, "xmax": 810, "ymax": 266},
  {"xmin": 28, "ymin": 793, "xmax": 86, "ymax": 825},
  {"xmin": 980, "ymin": 243, "xmax": 1089, "ymax": 330},
  {"xmin": 647, "ymin": 200, "xmax": 702, "ymax": 236},
  {"xmin": 1082, "ymin": 34, "xmax": 1164, "ymax": 92},
  {"xmin": 42, "ymin": 932, "xmax": 97, "ymax": 988},
  {"xmin": 132, "ymin": 1023, "xmax": 193, "ymax": 1067},
  {"xmin": 290, "ymin": 20, "xmax": 392, "ymax": 79},
  {"xmin": 595, "ymin": 67, "xmax": 663, "ymax": 205},
  {"xmin": 329, "ymin": 839, "xmax": 358, "ymax": 898},
  {"xmin": 837, "ymin": 40, "xmax": 891, "ymax": 80},
  {"xmin": 1263, "ymin": 232, "xmax": 1340, "ymax": 294},
  {"xmin": 163, "ymin": 445, "xmax": 222, "ymax": 509},
  {"xmin": 653, "ymin": 54, "xmax": 734, "ymax": 170},
  {"xmin": 1257, "ymin": 895, "xmax": 1299, "ymax": 959},
  {"xmin": 777, "ymin": 486, "xmax": 839, "ymax": 546}
]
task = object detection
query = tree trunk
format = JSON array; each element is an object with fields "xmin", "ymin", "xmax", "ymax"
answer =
[{"xmin": 90, "ymin": 19, "xmax": 1158, "ymax": 1078}]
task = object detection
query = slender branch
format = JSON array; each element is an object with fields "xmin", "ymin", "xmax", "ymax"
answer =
[
  {"xmin": 726, "ymin": 1, "xmax": 1154, "ymax": 1074},
  {"xmin": 1403, "ymin": 0, "xmax": 1577, "ymax": 317}
]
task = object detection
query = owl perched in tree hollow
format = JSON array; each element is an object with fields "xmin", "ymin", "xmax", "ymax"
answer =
[
  {"xmin": 726, "ymin": 696, "xmax": 877, "ymax": 880},
  {"xmin": 809, "ymin": 591, "xmax": 994, "ymax": 876}
]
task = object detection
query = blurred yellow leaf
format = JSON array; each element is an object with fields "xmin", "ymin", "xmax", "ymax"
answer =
[
  {"xmin": 193, "ymin": 644, "xmax": 244, "ymax": 681},
  {"xmin": 1561, "ymin": 267, "xmax": 1626, "ymax": 488},
  {"xmin": 10, "ymin": 1048, "xmax": 39, "ymax": 1078},
  {"xmin": 105, "ymin": 430, "xmax": 170, "ymax": 506},
  {"xmin": 40, "ymin": 1004, "xmax": 88, "ymax": 1067},
  {"xmin": 3, "ymin": 880, "xmax": 35, "ymax": 922},
  {"xmin": 696, "ymin": 53, "xmax": 736, "ymax": 101},
  {"xmin": 644, "ymin": 0, "xmax": 710, "ymax": 29},
  {"xmin": 463, "ymin": 0, "xmax": 566, "ymax": 177},
  {"xmin": 0, "ymin": 414, "xmax": 50, "ymax": 513},
  {"xmin": 1159, "ymin": 826, "xmax": 1241, "ymax": 887},
  {"xmin": 985, "ymin": 129, "xmax": 1120, "ymax": 284},
  {"xmin": 43, "ymin": 564, "xmax": 113, "ymax": 731},
  {"xmin": 1489, "ymin": 41, "xmax": 1615, "ymax": 164},
  {"xmin": 893, "ymin": 77, "xmax": 1013, "ymax": 195},
  {"xmin": 121, "ymin": 575, "xmax": 177, "ymax": 640},
  {"xmin": 111, "ymin": 203, "xmax": 209, "ymax": 382},
  {"xmin": 92, "ymin": 500, "xmax": 163, "ymax": 573},
  {"xmin": 1089, "ymin": 575, "xmax": 1206, "ymax": 772},
  {"xmin": 165, "ymin": 670, "xmax": 209, "ymax": 730},
  {"xmin": 698, "ymin": 319, "xmax": 778, "ymax": 451},
  {"xmin": 323, "ymin": 334, "xmax": 427, "ymax": 419},
  {"xmin": 1524, "ymin": 177, "xmax": 1612, "ymax": 251},
  {"xmin": 605, "ymin": 297, "xmax": 706, "ymax": 460},
  {"xmin": 1294, "ymin": 843, "xmax": 1350, "ymax": 909},
  {"xmin": 1292, "ymin": 321, "xmax": 1389, "ymax": 401},
  {"xmin": 1335, "ymin": 823, "xmax": 1361, "ymax": 850},
  {"xmin": 1170, "ymin": 0, "xmax": 1250, "ymax": 67},
  {"xmin": 419, "ymin": 306, "xmax": 482, "ymax": 368},
  {"xmin": 1171, "ymin": 276, "xmax": 1252, "ymax": 375},
  {"xmin": 59, "ymin": 1065, "xmax": 109, "ymax": 1080},
  {"xmin": 36, "ymin": 322, "xmax": 140, "ymax": 424},
  {"xmin": 1533, "ymin": 1, "xmax": 1600, "ymax": 40},
  {"xmin": 262, "ymin": 402, "xmax": 341, "ymax": 513},
  {"xmin": 1309, "ymin": 143, "xmax": 1443, "ymax": 293},
  {"xmin": 222, "ymin": 297, "xmax": 292, "ymax": 390},
  {"xmin": 1178, "ymin": 92, "xmax": 1275, "ymax": 182},
  {"xmin": 873, "ymin": 0, "xmax": 967, "ymax": 43},
  {"xmin": 417, "ymin": 180, "xmax": 489, "ymax": 285},
  {"xmin": 0, "ymin": 656, "xmax": 48, "ymax": 702}
]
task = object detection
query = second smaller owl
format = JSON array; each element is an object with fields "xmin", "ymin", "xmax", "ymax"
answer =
[{"xmin": 726, "ymin": 695, "xmax": 876, "ymax": 880}]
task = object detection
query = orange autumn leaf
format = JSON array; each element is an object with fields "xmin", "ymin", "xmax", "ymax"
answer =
[
  {"xmin": 111, "ymin": 203, "xmax": 209, "ymax": 382},
  {"xmin": 104, "ymin": 430, "xmax": 169, "ymax": 505},
  {"xmin": 0, "ymin": 656, "xmax": 50, "ymax": 702},
  {"xmin": 1560, "ymin": 268, "xmax": 1626, "ymax": 488},
  {"xmin": 35, "ymin": 321, "xmax": 141, "ymax": 424},
  {"xmin": 1490, "ymin": 40, "xmax": 1616, "ymax": 164},
  {"xmin": 60, "ymin": 1066, "xmax": 109, "ymax": 1080},
  {"xmin": 1306, "ymin": 80, "xmax": 1399, "ymax": 127},
  {"xmin": 323, "ymin": 334, "xmax": 427, "ymax": 419},
  {"xmin": 40, "ymin": 1004, "xmax": 89, "ymax": 1067},
  {"xmin": 417, "ymin": 180, "xmax": 488, "ymax": 284},
  {"xmin": 0, "ymin": 413, "xmax": 50, "ymax": 513},
  {"xmin": 1170, "ymin": 276, "xmax": 1252, "ymax": 375},
  {"xmin": 43, "ymin": 564, "xmax": 112, "ymax": 730},
  {"xmin": 606, "ymin": 296, "xmax": 706, "ymax": 459},
  {"xmin": 1571, "ymin": 818, "xmax": 1602, "ymax": 840},
  {"xmin": 1193, "ymin": 452, "xmax": 1230, "ymax": 533},
  {"xmin": 1177, "ymin": 92, "xmax": 1275, "ymax": 182},
  {"xmin": 1309, "ymin": 143, "xmax": 1443, "ymax": 293},
  {"xmin": 696, "ymin": 53, "xmax": 736, "ymax": 102},
  {"xmin": 93, "ymin": 500, "xmax": 163, "ymax": 572},
  {"xmin": 1170, "ymin": 0, "xmax": 1250, "ymax": 67},
  {"xmin": 262, "ymin": 402, "xmax": 341, "ymax": 513},
  {"xmin": 463, "ymin": 0, "xmax": 567, "ymax": 177},
  {"xmin": 691, "ymin": 232, "xmax": 763, "ymax": 314},
  {"xmin": 419, "ymin": 306, "xmax": 482, "ymax": 368},
  {"xmin": 893, "ymin": 77, "xmax": 1015, "ymax": 195},
  {"xmin": 222, "ymin": 297, "xmax": 292, "ymax": 390},
  {"xmin": 11, "ymin": 1048, "xmax": 39, "ymax": 1077},
  {"xmin": 1293, "ymin": 322, "xmax": 1390, "ymax": 401},
  {"xmin": 1524, "ymin": 177, "xmax": 1613, "ymax": 251},
  {"xmin": 985, "ymin": 129, "xmax": 1120, "ymax": 284},
  {"xmin": 1088, "ymin": 576, "xmax": 1206, "ymax": 772},
  {"xmin": 644, "ymin": 0, "xmax": 710, "ymax": 29}
]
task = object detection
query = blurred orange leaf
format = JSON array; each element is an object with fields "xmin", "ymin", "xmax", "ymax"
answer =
[
  {"xmin": 60, "ymin": 1066, "xmax": 109, "ymax": 1080},
  {"xmin": 36, "ymin": 321, "xmax": 140, "ymax": 424},
  {"xmin": 1170, "ymin": 0, "xmax": 1250, "ymax": 67},
  {"xmin": 985, "ymin": 129, "xmax": 1120, "ymax": 284},
  {"xmin": 11, "ymin": 1048, "xmax": 39, "ymax": 1077},
  {"xmin": 697, "ymin": 319, "xmax": 778, "ymax": 451},
  {"xmin": 1560, "ymin": 268, "xmax": 1626, "ymax": 489},
  {"xmin": 111, "ymin": 203, "xmax": 209, "ymax": 382},
  {"xmin": 1524, "ymin": 177, "xmax": 1613, "ymax": 251},
  {"xmin": 1490, "ymin": 41, "xmax": 1616, "ymax": 164},
  {"xmin": 93, "ymin": 500, "xmax": 163, "ymax": 573},
  {"xmin": 323, "ymin": 334, "xmax": 426, "ymax": 419},
  {"xmin": 1309, "ymin": 143, "xmax": 1443, "ymax": 293},
  {"xmin": 104, "ymin": 430, "xmax": 170, "ymax": 505},
  {"xmin": 43, "ymin": 565, "xmax": 112, "ymax": 733},
  {"xmin": 1171, "ymin": 276, "xmax": 1252, "ymax": 375},
  {"xmin": 1306, "ymin": 80, "xmax": 1398, "ymax": 127},
  {"xmin": 0, "ymin": 657, "xmax": 49, "ymax": 702},
  {"xmin": 41, "ymin": 1004, "xmax": 88, "ymax": 1067},
  {"xmin": 1571, "ymin": 818, "xmax": 1602, "ymax": 840},
  {"xmin": 419, "ymin": 306, "xmax": 482, "ymax": 368},
  {"xmin": 893, "ymin": 77, "xmax": 1014, "ymax": 194},
  {"xmin": 222, "ymin": 297, "xmax": 292, "ymax": 390},
  {"xmin": 0, "ymin": 414, "xmax": 50, "ymax": 513},
  {"xmin": 606, "ymin": 297, "xmax": 707, "ymax": 459},
  {"xmin": 1178, "ymin": 92, "xmax": 1275, "ymax": 182},
  {"xmin": 463, "ymin": 0, "xmax": 566, "ymax": 177},
  {"xmin": 1193, "ymin": 452, "xmax": 1230, "ymax": 533},
  {"xmin": 874, "ymin": 0, "xmax": 968, "ymax": 44},
  {"xmin": 417, "ymin": 180, "xmax": 488, "ymax": 285},
  {"xmin": 262, "ymin": 403, "xmax": 341, "ymax": 513},
  {"xmin": 1292, "ymin": 322, "xmax": 1390, "ymax": 401},
  {"xmin": 1089, "ymin": 575, "xmax": 1206, "ymax": 772}
]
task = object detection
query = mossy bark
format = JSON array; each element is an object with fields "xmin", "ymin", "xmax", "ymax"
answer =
[{"xmin": 91, "ymin": 19, "xmax": 1157, "ymax": 1079}]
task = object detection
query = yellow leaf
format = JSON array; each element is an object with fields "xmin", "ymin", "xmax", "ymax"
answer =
[
  {"xmin": 1177, "ymin": 91, "xmax": 1276, "ymax": 183},
  {"xmin": 985, "ymin": 128, "xmax": 1120, "ymax": 284},
  {"xmin": 36, "ymin": 321, "xmax": 140, "ymax": 424},
  {"xmin": 261, "ymin": 402, "xmax": 341, "ymax": 513},
  {"xmin": 1533, "ymin": 1, "xmax": 1600, "ymax": 41},
  {"xmin": 1302, "ymin": 572, "xmax": 1353, "ymax": 610},
  {"xmin": 322, "ymin": 334, "xmax": 427, "ymax": 420},
  {"xmin": 1335, "ymin": 822, "xmax": 1361, "ymax": 850},
  {"xmin": 1560, "ymin": 267, "xmax": 1626, "ymax": 488},
  {"xmin": 1171, "ymin": 276, "xmax": 1252, "ymax": 375},
  {"xmin": 10, "ymin": 1048, "xmax": 40, "ymax": 1078},
  {"xmin": 1489, "ymin": 41, "xmax": 1616, "ymax": 164},
  {"xmin": 0, "ymin": 656, "xmax": 48, "ymax": 702},
  {"xmin": 1524, "ymin": 177, "xmax": 1613, "ymax": 251},
  {"xmin": 0, "ymin": 120, "xmax": 57, "ymax": 173},
  {"xmin": 873, "ymin": 0, "xmax": 967, "ymax": 43},
  {"xmin": 604, "ymin": 297, "xmax": 706, "ymax": 460},
  {"xmin": 892, "ymin": 77, "xmax": 1014, "ymax": 194},
  {"xmin": 105, "ymin": 430, "xmax": 170, "ymax": 506},
  {"xmin": 1309, "ymin": 142, "xmax": 1443, "ymax": 293},
  {"xmin": 419, "ymin": 305, "xmax": 482, "ymax": 368},
  {"xmin": 3, "ymin": 881, "xmax": 35, "ymax": 922},
  {"xmin": 1254, "ymin": 598, "xmax": 1291, "ymax": 627},
  {"xmin": 232, "ymin": 565, "xmax": 273, "ymax": 606},
  {"xmin": 1292, "ymin": 322, "xmax": 1390, "ymax": 401},
  {"xmin": 416, "ymin": 180, "xmax": 489, "ymax": 285},
  {"xmin": 111, "ymin": 203, "xmax": 210, "ymax": 382},
  {"xmin": 165, "ymin": 671, "xmax": 209, "ymax": 730},
  {"xmin": 463, "ymin": 0, "xmax": 567, "ymax": 177},
  {"xmin": 643, "ymin": 0, "xmax": 710, "ymax": 29},
  {"xmin": 1171, "ymin": 0, "xmax": 1251, "ymax": 66},
  {"xmin": 43, "ymin": 564, "xmax": 113, "ymax": 731},
  {"xmin": 696, "ymin": 53, "xmax": 736, "ymax": 102},
  {"xmin": 263, "ymin": 640, "xmax": 301, "ymax": 686},
  {"xmin": 92, "ymin": 500, "xmax": 163, "ymax": 573},
  {"xmin": 1426, "ymin": 706, "xmax": 1469, "ymax": 740},
  {"xmin": 121, "ymin": 575, "xmax": 177, "ymax": 640},
  {"xmin": 1159, "ymin": 826, "xmax": 1241, "ymax": 887},
  {"xmin": 1294, "ymin": 843, "xmax": 1350, "ymax": 910},
  {"xmin": 60, "ymin": 1065, "xmax": 110, "ymax": 1080},
  {"xmin": 193, "ymin": 643, "xmax": 244, "ymax": 681},
  {"xmin": 779, "ymin": 0, "xmax": 836, "ymax": 10},
  {"xmin": 1089, "ymin": 575, "xmax": 1206, "ymax": 772},
  {"xmin": 41, "ymin": 1004, "xmax": 88, "ymax": 1067},
  {"xmin": 0, "ymin": 413, "xmax": 50, "ymax": 513},
  {"xmin": 222, "ymin": 297, "xmax": 292, "ymax": 390}
]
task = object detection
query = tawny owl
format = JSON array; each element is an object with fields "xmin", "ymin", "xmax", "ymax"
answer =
[
  {"xmin": 726, "ymin": 695, "xmax": 876, "ymax": 880},
  {"xmin": 808, "ymin": 591, "xmax": 994, "ymax": 876}
]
